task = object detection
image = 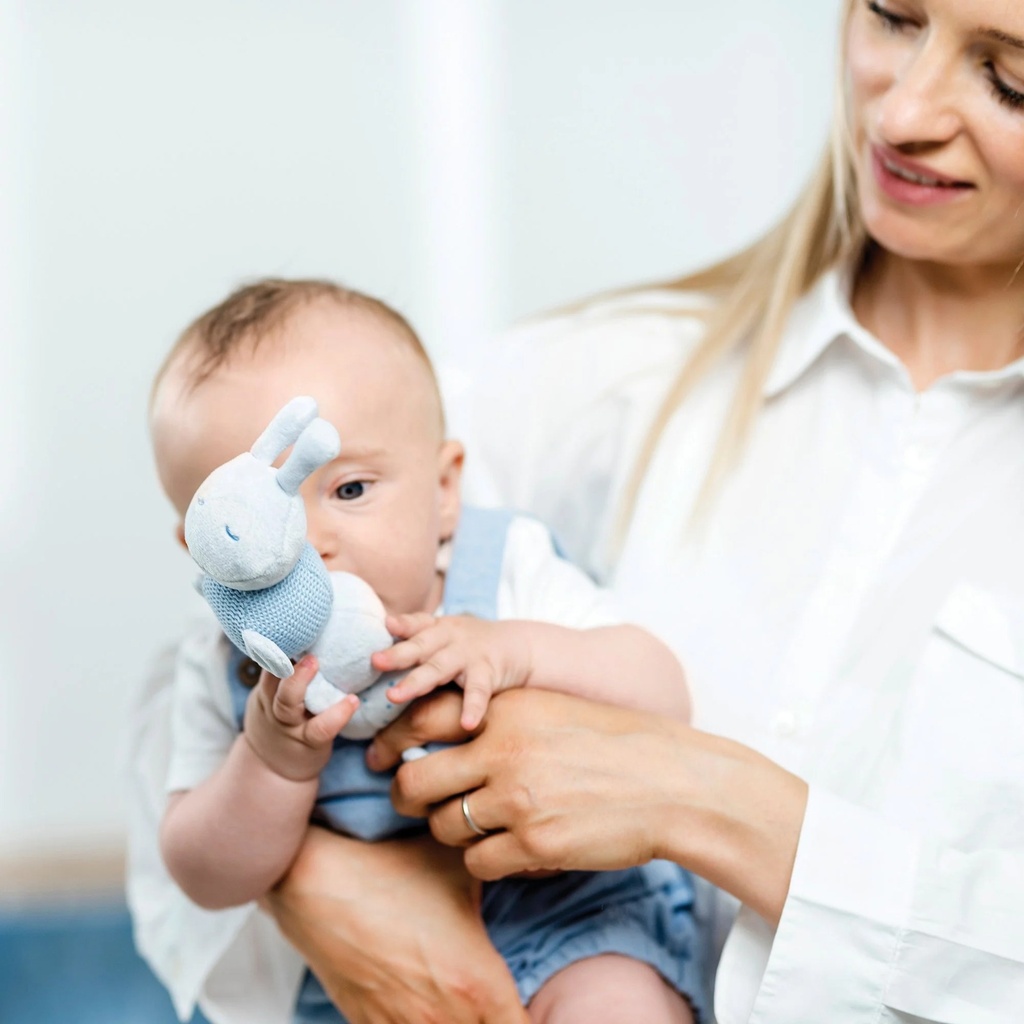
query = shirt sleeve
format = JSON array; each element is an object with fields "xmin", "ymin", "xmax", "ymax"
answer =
[
  {"xmin": 125, "ymin": 626, "xmax": 304, "ymax": 1024},
  {"xmin": 719, "ymin": 786, "xmax": 1024, "ymax": 1023},
  {"xmin": 165, "ymin": 626, "xmax": 237, "ymax": 793},
  {"xmin": 497, "ymin": 515, "xmax": 623, "ymax": 628}
]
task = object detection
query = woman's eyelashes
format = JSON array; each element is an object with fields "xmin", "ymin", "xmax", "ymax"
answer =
[
  {"xmin": 867, "ymin": 0, "xmax": 913, "ymax": 34},
  {"xmin": 334, "ymin": 480, "xmax": 369, "ymax": 501},
  {"xmin": 986, "ymin": 63, "xmax": 1024, "ymax": 111}
]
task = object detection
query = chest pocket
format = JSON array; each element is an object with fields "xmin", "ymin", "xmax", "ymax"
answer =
[
  {"xmin": 933, "ymin": 582, "xmax": 1024, "ymax": 682},
  {"xmin": 894, "ymin": 582, "xmax": 1024, "ymax": 852}
]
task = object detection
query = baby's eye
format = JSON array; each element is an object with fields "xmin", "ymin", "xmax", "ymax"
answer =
[{"xmin": 335, "ymin": 481, "xmax": 367, "ymax": 501}]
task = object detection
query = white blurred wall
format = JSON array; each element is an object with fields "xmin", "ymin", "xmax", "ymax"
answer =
[{"xmin": 0, "ymin": 0, "xmax": 839, "ymax": 859}]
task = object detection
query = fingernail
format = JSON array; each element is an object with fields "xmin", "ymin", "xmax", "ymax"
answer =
[{"xmin": 365, "ymin": 743, "xmax": 380, "ymax": 770}]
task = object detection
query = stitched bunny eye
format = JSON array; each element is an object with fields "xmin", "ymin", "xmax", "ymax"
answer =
[{"xmin": 335, "ymin": 481, "xmax": 366, "ymax": 501}]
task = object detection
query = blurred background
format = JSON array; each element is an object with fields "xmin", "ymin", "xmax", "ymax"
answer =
[{"xmin": 0, "ymin": 0, "xmax": 838, "ymax": 1019}]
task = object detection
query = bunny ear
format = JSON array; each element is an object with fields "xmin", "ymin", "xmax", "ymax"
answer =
[
  {"xmin": 277, "ymin": 418, "xmax": 341, "ymax": 495},
  {"xmin": 251, "ymin": 397, "xmax": 319, "ymax": 465}
]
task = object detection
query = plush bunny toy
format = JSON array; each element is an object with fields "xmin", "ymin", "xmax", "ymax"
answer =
[{"xmin": 184, "ymin": 396, "xmax": 406, "ymax": 740}]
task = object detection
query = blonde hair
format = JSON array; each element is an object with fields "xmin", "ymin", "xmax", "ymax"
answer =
[{"xmin": 618, "ymin": 0, "xmax": 864, "ymax": 533}]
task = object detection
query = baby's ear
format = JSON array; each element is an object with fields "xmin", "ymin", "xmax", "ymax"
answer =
[
  {"xmin": 437, "ymin": 439, "xmax": 465, "ymax": 540},
  {"xmin": 174, "ymin": 522, "xmax": 188, "ymax": 551}
]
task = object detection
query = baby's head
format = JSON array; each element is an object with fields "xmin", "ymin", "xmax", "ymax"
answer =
[{"xmin": 151, "ymin": 279, "xmax": 463, "ymax": 616}]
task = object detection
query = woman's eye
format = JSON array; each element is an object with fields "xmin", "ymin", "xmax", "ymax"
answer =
[
  {"xmin": 867, "ymin": 0, "xmax": 912, "ymax": 33},
  {"xmin": 335, "ymin": 481, "xmax": 366, "ymax": 501},
  {"xmin": 987, "ymin": 63, "xmax": 1024, "ymax": 112}
]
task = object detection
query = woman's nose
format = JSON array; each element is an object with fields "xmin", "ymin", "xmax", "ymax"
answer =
[{"xmin": 874, "ymin": 35, "xmax": 962, "ymax": 149}]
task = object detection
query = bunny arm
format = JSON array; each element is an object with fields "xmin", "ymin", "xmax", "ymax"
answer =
[{"xmin": 242, "ymin": 630, "xmax": 295, "ymax": 680}]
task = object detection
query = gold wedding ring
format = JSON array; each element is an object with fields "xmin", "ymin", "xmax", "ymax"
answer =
[{"xmin": 461, "ymin": 791, "xmax": 490, "ymax": 837}]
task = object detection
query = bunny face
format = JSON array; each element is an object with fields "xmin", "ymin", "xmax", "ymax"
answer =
[
  {"xmin": 185, "ymin": 454, "xmax": 307, "ymax": 590},
  {"xmin": 184, "ymin": 395, "xmax": 341, "ymax": 591}
]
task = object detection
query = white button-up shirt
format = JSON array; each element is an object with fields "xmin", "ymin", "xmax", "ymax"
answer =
[
  {"xmin": 129, "ymin": 268, "xmax": 1024, "ymax": 1023},
  {"xmin": 462, "ymin": 268, "xmax": 1024, "ymax": 1023}
]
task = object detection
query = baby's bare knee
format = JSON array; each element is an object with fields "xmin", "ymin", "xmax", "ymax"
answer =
[{"xmin": 527, "ymin": 954, "xmax": 694, "ymax": 1024}]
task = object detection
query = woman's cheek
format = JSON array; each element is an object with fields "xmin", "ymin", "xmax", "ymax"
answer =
[{"xmin": 845, "ymin": 18, "xmax": 898, "ymax": 140}]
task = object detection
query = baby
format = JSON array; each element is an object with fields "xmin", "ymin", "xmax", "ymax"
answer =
[{"xmin": 149, "ymin": 279, "xmax": 706, "ymax": 1024}]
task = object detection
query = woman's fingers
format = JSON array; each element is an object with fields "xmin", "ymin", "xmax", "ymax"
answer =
[
  {"xmin": 367, "ymin": 689, "xmax": 471, "ymax": 769},
  {"xmin": 426, "ymin": 788, "xmax": 501, "ymax": 847},
  {"xmin": 392, "ymin": 745, "xmax": 487, "ymax": 817},
  {"xmin": 463, "ymin": 831, "xmax": 534, "ymax": 882}
]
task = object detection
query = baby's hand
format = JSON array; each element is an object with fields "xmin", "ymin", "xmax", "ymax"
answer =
[
  {"xmin": 243, "ymin": 655, "xmax": 360, "ymax": 781},
  {"xmin": 373, "ymin": 615, "xmax": 529, "ymax": 730}
]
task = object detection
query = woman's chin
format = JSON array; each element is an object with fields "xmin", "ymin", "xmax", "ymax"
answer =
[{"xmin": 859, "ymin": 196, "xmax": 984, "ymax": 268}]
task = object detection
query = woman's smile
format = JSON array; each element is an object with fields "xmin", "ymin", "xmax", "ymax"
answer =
[{"xmin": 870, "ymin": 142, "xmax": 974, "ymax": 205}]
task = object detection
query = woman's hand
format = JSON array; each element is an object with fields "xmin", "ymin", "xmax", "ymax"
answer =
[
  {"xmin": 373, "ymin": 688, "xmax": 808, "ymax": 925},
  {"xmin": 263, "ymin": 826, "xmax": 528, "ymax": 1024}
]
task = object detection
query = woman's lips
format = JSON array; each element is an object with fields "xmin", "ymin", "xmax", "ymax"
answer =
[{"xmin": 870, "ymin": 144, "xmax": 974, "ymax": 206}]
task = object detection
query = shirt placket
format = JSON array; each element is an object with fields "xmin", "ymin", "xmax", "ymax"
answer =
[{"xmin": 764, "ymin": 380, "xmax": 964, "ymax": 771}]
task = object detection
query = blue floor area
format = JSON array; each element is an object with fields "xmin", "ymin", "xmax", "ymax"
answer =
[{"xmin": 0, "ymin": 902, "xmax": 210, "ymax": 1024}]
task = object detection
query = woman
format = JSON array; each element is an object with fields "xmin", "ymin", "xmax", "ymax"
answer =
[{"xmin": 131, "ymin": 0, "xmax": 1024, "ymax": 1020}]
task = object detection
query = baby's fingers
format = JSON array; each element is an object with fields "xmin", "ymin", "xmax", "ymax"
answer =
[
  {"xmin": 303, "ymin": 692, "xmax": 360, "ymax": 746},
  {"xmin": 271, "ymin": 655, "xmax": 319, "ymax": 726},
  {"xmin": 375, "ymin": 621, "xmax": 450, "ymax": 673},
  {"xmin": 386, "ymin": 612, "xmax": 437, "ymax": 639},
  {"xmin": 387, "ymin": 648, "xmax": 463, "ymax": 704},
  {"xmin": 460, "ymin": 668, "xmax": 495, "ymax": 731}
]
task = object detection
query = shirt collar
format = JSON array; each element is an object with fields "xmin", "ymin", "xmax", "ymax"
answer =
[
  {"xmin": 762, "ymin": 265, "xmax": 890, "ymax": 398},
  {"xmin": 763, "ymin": 264, "xmax": 1024, "ymax": 399}
]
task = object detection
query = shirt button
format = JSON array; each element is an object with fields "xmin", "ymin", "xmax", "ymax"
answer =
[{"xmin": 771, "ymin": 710, "xmax": 799, "ymax": 738}]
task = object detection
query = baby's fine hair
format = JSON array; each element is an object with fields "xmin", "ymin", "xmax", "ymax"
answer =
[{"xmin": 154, "ymin": 278, "xmax": 441, "ymax": 417}]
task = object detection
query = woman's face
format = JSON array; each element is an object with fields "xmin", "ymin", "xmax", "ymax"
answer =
[{"xmin": 846, "ymin": 0, "xmax": 1024, "ymax": 270}]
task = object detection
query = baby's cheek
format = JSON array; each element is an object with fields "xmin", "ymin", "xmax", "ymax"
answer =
[{"xmin": 378, "ymin": 559, "xmax": 439, "ymax": 617}]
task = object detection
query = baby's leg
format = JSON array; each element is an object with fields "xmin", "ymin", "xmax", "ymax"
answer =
[{"xmin": 527, "ymin": 954, "xmax": 695, "ymax": 1024}]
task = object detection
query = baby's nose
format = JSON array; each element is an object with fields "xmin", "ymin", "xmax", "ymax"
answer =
[{"xmin": 306, "ymin": 515, "xmax": 338, "ymax": 563}]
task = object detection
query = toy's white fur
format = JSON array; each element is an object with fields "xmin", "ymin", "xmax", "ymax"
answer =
[
  {"xmin": 185, "ymin": 397, "xmax": 331, "ymax": 590},
  {"xmin": 185, "ymin": 397, "xmax": 406, "ymax": 737}
]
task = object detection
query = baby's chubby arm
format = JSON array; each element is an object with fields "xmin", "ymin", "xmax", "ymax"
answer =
[
  {"xmin": 376, "ymin": 616, "xmax": 690, "ymax": 730},
  {"xmin": 160, "ymin": 656, "xmax": 359, "ymax": 910}
]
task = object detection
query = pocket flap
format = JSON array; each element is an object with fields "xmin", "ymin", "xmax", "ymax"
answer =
[{"xmin": 934, "ymin": 583, "xmax": 1024, "ymax": 679}]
